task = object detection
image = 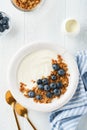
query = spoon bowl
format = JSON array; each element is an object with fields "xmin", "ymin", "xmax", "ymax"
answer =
[
  {"xmin": 15, "ymin": 103, "xmax": 27, "ymax": 117},
  {"xmin": 15, "ymin": 103, "xmax": 37, "ymax": 130},
  {"xmin": 5, "ymin": 90, "xmax": 16, "ymax": 106}
]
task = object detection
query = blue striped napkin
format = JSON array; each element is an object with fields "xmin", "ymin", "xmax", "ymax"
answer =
[{"xmin": 50, "ymin": 51, "xmax": 87, "ymax": 130}]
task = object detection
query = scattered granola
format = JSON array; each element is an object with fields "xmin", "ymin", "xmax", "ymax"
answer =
[{"xmin": 20, "ymin": 55, "xmax": 70, "ymax": 103}]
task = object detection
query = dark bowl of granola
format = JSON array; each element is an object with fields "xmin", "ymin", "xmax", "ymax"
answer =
[{"xmin": 7, "ymin": 43, "xmax": 79, "ymax": 112}]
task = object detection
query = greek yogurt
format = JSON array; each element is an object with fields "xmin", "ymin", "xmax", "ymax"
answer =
[{"xmin": 18, "ymin": 49, "xmax": 58, "ymax": 89}]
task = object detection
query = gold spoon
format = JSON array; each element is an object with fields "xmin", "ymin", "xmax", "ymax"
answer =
[
  {"xmin": 5, "ymin": 90, "xmax": 21, "ymax": 130},
  {"xmin": 15, "ymin": 103, "xmax": 37, "ymax": 130}
]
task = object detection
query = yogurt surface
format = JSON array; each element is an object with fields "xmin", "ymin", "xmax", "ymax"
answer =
[{"xmin": 18, "ymin": 49, "xmax": 58, "ymax": 88}]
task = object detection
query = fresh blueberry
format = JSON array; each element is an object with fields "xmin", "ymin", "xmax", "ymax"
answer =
[
  {"xmin": 53, "ymin": 89, "xmax": 61, "ymax": 96},
  {"xmin": 0, "ymin": 13, "xmax": 3, "ymax": 20},
  {"xmin": 52, "ymin": 64, "xmax": 60, "ymax": 71},
  {"xmin": 2, "ymin": 17, "xmax": 9, "ymax": 25},
  {"xmin": 57, "ymin": 81, "xmax": 63, "ymax": 88},
  {"xmin": 42, "ymin": 78, "xmax": 49, "ymax": 85},
  {"xmin": 46, "ymin": 92, "xmax": 53, "ymax": 98},
  {"xmin": 38, "ymin": 84, "xmax": 44, "ymax": 90},
  {"xmin": 0, "ymin": 25, "xmax": 4, "ymax": 32},
  {"xmin": 51, "ymin": 75, "xmax": 57, "ymax": 80},
  {"xmin": 50, "ymin": 83, "xmax": 57, "ymax": 89},
  {"xmin": 2, "ymin": 18, "xmax": 7, "ymax": 25},
  {"xmin": 3, "ymin": 16, "xmax": 9, "ymax": 22},
  {"xmin": 0, "ymin": 19, "xmax": 3, "ymax": 25},
  {"xmin": 28, "ymin": 91, "xmax": 35, "ymax": 98},
  {"xmin": 58, "ymin": 69, "xmax": 65, "ymax": 76},
  {"xmin": 6, "ymin": 24, "xmax": 9, "ymax": 29},
  {"xmin": 44, "ymin": 85, "xmax": 50, "ymax": 91},
  {"xmin": 36, "ymin": 95, "xmax": 42, "ymax": 100},
  {"xmin": 37, "ymin": 79, "xmax": 42, "ymax": 85},
  {"xmin": 3, "ymin": 24, "xmax": 9, "ymax": 30}
]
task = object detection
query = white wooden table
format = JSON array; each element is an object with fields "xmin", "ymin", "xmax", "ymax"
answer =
[{"xmin": 0, "ymin": 0, "xmax": 87, "ymax": 130}]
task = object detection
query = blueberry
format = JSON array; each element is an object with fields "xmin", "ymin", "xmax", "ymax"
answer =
[
  {"xmin": 3, "ymin": 16, "xmax": 9, "ymax": 22},
  {"xmin": 46, "ymin": 92, "xmax": 53, "ymax": 98},
  {"xmin": 3, "ymin": 24, "xmax": 9, "ymax": 30},
  {"xmin": 28, "ymin": 91, "xmax": 35, "ymax": 98},
  {"xmin": 58, "ymin": 69, "xmax": 65, "ymax": 76},
  {"xmin": 42, "ymin": 78, "xmax": 49, "ymax": 85},
  {"xmin": 50, "ymin": 83, "xmax": 57, "ymax": 89},
  {"xmin": 38, "ymin": 84, "xmax": 44, "ymax": 90},
  {"xmin": 36, "ymin": 95, "xmax": 42, "ymax": 100},
  {"xmin": 0, "ymin": 13, "xmax": 3, "ymax": 20},
  {"xmin": 53, "ymin": 89, "xmax": 61, "ymax": 96},
  {"xmin": 2, "ymin": 18, "xmax": 7, "ymax": 25},
  {"xmin": 44, "ymin": 85, "xmax": 50, "ymax": 91},
  {"xmin": 57, "ymin": 81, "xmax": 63, "ymax": 88},
  {"xmin": 6, "ymin": 24, "xmax": 9, "ymax": 29},
  {"xmin": 0, "ymin": 25, "xmax": 4, "ymax": 32},
  {"xmin": 2, "ymin": 17, "xmax": 9, "ymax": 24},
  {"xmin": 51, "ymin": 75, "xmax": 57, "ymax": 80},
  {"xmin": 37, "ymin": 79, "xmax": 42, "ymax": 85},
  {"xmin": 52, "ymin": 64, "xmax": 60, "ymax": 71},
  {"xmin": 0, "ymin": 19, "xmax": 3, "ymax": 25}
]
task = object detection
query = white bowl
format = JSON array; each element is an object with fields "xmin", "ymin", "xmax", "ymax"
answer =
[{"xmin": 7, "ymin": 43, "xmax": 79, "ymax": 112}]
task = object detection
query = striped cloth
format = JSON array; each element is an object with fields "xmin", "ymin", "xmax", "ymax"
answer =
[{"xmin": 50, "ymin": 51, "xmax": 87, "ymax": 130}]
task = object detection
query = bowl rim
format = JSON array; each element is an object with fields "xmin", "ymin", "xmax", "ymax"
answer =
[{"xmin": 7, "ymin": 42, "xmax": 79, "ymax": 112}]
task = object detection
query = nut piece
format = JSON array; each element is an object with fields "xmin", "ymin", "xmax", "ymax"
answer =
[{"xmin": 21, "ymin": 0, "xmax": 27, "ymax": 3}]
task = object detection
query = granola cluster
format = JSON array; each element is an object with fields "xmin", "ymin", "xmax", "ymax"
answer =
[{"xmin": 20, "ymin": 55, "xmax": 70, "ymax": 103}]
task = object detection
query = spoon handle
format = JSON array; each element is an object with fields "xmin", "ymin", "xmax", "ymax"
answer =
[
  {"xmin": 25, "ymin": 114, "xmax": 37, "ymax": 130},
  {"xmin": 13, "ymin": 107, "xmax": 21, "ymax": 130}
]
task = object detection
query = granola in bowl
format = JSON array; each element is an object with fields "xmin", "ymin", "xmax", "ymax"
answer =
[{"xmin": 11, "ymin": 0, "xmax": 42, "ymax": 11}]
